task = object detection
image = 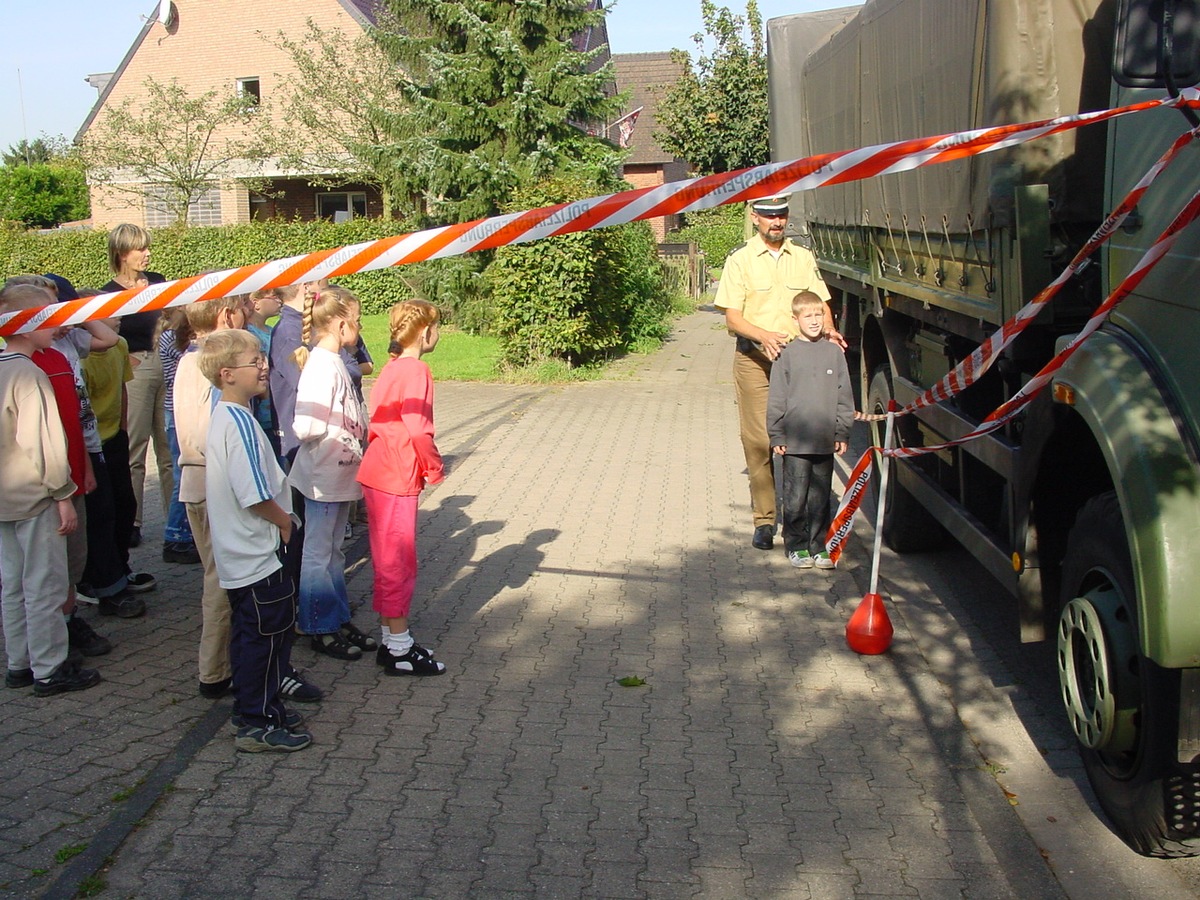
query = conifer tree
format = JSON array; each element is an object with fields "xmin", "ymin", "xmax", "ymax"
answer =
[{"xmin": 372, "ymin": 0, "xmax": 622, "ymax": 223}]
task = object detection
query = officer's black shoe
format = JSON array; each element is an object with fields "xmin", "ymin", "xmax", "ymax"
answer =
[{"xmin": 752, "ymin": 524, "xmax": 775, "ymax": 550}]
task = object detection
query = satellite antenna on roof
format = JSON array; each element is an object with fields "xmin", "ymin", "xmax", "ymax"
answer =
[{"xmin": 157, "ymin": 1, "xmax": 176, "ymax": 27}]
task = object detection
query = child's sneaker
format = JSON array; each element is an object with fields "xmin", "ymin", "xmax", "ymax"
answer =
[
  {"xmin": 814, "ymin": 552, "xmax": 836, "ymax": 569},
  {"xmin": 5, "ymin": 668, "xmax": 34, "ymax": 689},
  {"xmin": 230, "ymin": 709, "xmax": 304, "ymax": 733},
  {"xmin": 235, "ymin": 724, "xmax": 312, "ymax": 753},
  {"xmin": 126, "ymin": 572, "xmax": 157, "ymax": 594},
  {"xmin": 788, "ymin": 550, "xmax": 814, "ymax": 569},
  {"xmin": 67, "ymin": 615, "xmax": 112, "ymax": 657},
  {"xmin": 376, "ymin": 642, "xmax": 446, "ymax": 677},
  {"xmin": 33, "ymin": 660, "xmax": 101, "ymax": 697},
  {"xmin": 278, "ymin": 668, "xmax": 323, "ymax": 703}
]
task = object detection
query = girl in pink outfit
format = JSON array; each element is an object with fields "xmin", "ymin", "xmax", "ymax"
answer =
[{"xmin": 357, "ymin": 300, "xmax": 446, "ymax": 676}]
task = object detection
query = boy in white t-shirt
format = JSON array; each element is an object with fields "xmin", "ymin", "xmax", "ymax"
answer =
[{"xmin": 198, "ymin": 329, "xmax": 310, "ymax": 753}]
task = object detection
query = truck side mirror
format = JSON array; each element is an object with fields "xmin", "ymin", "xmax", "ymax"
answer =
[{"xmin": 1113, "ymin": 0, "xmax": 1200, "ymax": 88}]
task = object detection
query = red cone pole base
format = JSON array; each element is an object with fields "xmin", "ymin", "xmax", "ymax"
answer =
[{"xmin": 846, "ymin": 592, "xmax": 894, "ymax": 655}]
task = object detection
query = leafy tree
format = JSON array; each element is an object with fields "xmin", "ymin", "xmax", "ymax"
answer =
[
  {"xmin": 3, "ymin": 138, "xmax": 58, "ymax": 167},
  {"xmin": 80, "ymin": 77, "xmax": 279, "ymax": 225},
  {"xmin": 268, "ymin": 19, "xmax": 415, "ymax": 220},
  {"xmin": 0, "ymin": 163, "xmax": 89, "ymax": 227},
  {"xmin": 657, "ymin": 0, "xmax": 769, "ymax": 175},
  {"xmin": 371, "ymin": 0, "xmax": 624, "ymax": 223}
]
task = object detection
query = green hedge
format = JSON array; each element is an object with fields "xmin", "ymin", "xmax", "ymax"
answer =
[
  {"xmin": 667, "ymin": 202, "xmax": 747, "ymax": 270},
  {"xmin": 488, "ymin": 175, "xmax": 670, "ymax": 367},
  {"xmin": 0, "ymin": 217, "xmax": 475, "ymax": 319}
]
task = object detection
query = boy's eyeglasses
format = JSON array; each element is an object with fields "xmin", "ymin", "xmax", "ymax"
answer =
[{"xmin": 227, "ymin": 357, "xmax": 268, "ymax": 370}]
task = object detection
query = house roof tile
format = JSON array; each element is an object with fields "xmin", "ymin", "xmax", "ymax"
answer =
[{"xmin": 611, "ymin": 52, "xmax": 688, "ymax": 167}]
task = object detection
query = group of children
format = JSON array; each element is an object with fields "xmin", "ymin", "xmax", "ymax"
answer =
[
  {"xmin": 1, "ymin": 274, "xmax": 450, "ymax": 754},
  {"xmin": 0, "ymin": 273, "xmax": 166, "ymax": 698},
  {"xmin": 4, "ymin": 274, "xmax": 850, "ymax": 752}
]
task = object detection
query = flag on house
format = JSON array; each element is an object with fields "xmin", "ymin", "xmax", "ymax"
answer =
[{"xmin": 613, "ymin": 106, "xmax": 643, "ymax": 149}]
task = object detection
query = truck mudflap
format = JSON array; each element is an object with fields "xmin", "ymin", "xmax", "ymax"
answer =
[{"xmin": 1051, "ymin": 328, "xmax": 1200, "ymax": 669}]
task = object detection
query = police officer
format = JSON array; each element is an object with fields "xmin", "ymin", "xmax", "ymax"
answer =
[{"xmin": 714, "ymin": 195, "xmax": 840, "ymax": 549}]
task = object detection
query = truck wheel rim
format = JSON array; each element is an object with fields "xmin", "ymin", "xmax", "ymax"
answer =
[{"xmin": 1058, "ymin": 593, "xmax": 1117, "ymax": 750}]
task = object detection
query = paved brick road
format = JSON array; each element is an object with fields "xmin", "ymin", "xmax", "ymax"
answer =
[{"xmin": 1, "ymin": 309, "xmax": 1190, "ymax": 898}]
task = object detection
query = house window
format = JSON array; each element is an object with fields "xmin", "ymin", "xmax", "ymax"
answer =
[
  {"xmin": 317, "ymin": 192, "xmax": 367, "ymax": 222},
  {"xmin": 145, "ymin": 184, "xmax": 222, "ymax": 227},
  {"xmin": 237, "ymin": 77, "xmax": 261, "ymax": 106}
]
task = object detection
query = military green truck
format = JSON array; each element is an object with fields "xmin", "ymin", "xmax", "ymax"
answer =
[{"xmin": 767, "ymin": 0, "xmax": 1200, "ymax": 857}]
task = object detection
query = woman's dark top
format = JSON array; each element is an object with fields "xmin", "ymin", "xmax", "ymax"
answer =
[{"xmin": 102, "ymin": 271, "xmax": 166, "ymax": 353}]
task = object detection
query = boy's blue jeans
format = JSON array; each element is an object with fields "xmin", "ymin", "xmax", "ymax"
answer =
[
  {"xmin": 296, "ymin": 498, "xmax": 351, "ymax": 635},
  {"xmin": 163, "ymin": 413, "xmax": 194, "ymax": 546}
]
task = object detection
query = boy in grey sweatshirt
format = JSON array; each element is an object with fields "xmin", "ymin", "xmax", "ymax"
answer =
[{"xmin": 766, "ymin": 291, "xmax": 855, "ymax": 569}]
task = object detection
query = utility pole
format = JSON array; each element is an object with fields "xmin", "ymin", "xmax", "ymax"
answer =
[{"xmin": 17, "ymin": 67, "xmax": 30, "ymax": 164}]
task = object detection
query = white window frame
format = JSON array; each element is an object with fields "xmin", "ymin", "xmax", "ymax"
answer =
[
  {"xmin": 145, "ymin": 184, "xmax": 221, "ymax": 227},
  {"xmin": 317, "ymin": 191, "xmax": 367, "ymax": 222},
  {"xmin": 237, "ymin": 77, "xmax": 261, "ymax": 106}
]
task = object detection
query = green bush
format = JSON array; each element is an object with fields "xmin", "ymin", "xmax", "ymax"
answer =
[
  {"xmin": 0, "ymin": 164, "xmax": 89, "ymax": 228},
  {"xmin": 400, "ymin": 254, "xmax": 493, "ymax": 333},
  {"xmin": 0, "ymin": 216, "xmax": 486, "ymax": 323},
  {"xmin": 668, "ymin": 202, "xmax": 746, "ymax": 269},
  {"xmin": 489, "ymin": 175, "xmax": 669, "ymax": 367}
]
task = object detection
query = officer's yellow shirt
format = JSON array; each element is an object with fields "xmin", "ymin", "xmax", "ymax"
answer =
[{"xmin": 714, "ymin": 234, "xmax": 831, "ymax": 337}]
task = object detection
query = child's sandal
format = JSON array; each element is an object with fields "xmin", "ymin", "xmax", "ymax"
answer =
[
  {"xmin": 310, "ymin": 631, "xmax": 363, "ymax": 661},
  {"xmin": 340, "ymin": 622, "xmax": 378, "ymax": 651},
  {"xmin": 376, "ymin": 642, "xmax": 446, "ymax": 677}
]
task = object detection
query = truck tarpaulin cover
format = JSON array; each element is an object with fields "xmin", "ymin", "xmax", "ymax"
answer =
[{"xmin": 771, "ymin": 0, "xmax": 1113, "ymax": 231}]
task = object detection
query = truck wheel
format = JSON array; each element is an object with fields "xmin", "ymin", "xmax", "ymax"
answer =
[
  {"xmin": 1058, "ymin": 491, "xmax": 1200, "ymax": 857},
  {"xmin": 866, "ymin": 368, "xmax": 946, "ymax": 552}
]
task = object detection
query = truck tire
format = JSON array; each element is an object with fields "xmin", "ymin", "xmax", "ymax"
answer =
[
  {"xmin": 1058, "ymin": 491, "xmax": 1200, "ymax": 857},
  {"xmin": 866, "ymin": 368, "xmax": 946, "ymax": 552}
]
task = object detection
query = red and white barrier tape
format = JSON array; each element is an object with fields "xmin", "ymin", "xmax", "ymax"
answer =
[
  {"xmin": 3, "ymin": 89, "xmax": 1198, "ymax": 337},
  {"xmin": 826, "ymin": 449, "xmax": 875, "ymax": 565},
  {"xmin": 897, "ymin": 185, "xmax": 1200, "ymax": 456}
]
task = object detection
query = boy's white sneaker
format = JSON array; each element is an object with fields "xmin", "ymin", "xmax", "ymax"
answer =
[
  {"xmin": 788, "ymin": 550, "xmax": 814, "ymax": 569},
  {"xmin": 814, "ymin": 552, "xmax": 835, "ymax": 569}
]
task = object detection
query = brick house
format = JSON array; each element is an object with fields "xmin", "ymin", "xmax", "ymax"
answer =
[
  {"xmin": 78, "ymin": 0, "xmax": 618, "ymax": 230},
  {"xmin": 77, "ymin": 0, "xmax": 386, "ymax": 229},
  {"xmin": 609, "ymin": 52, "xmax": 691, "ymax": 243}
]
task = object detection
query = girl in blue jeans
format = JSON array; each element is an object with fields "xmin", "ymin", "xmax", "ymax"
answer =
[
  {"xmin": 288, "ymin": 286, "xmax": 375, "ymax": 660},
  {"xmin": 159, "ymin": 312, "xmax": 199, "ymax": 564}
]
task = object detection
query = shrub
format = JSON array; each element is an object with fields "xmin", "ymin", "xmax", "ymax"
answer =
[
  {"xmin": 0, "ymin": 164, "xmax": 89, "ymax": 228},
  {"xmin": 489, "ymin": 175, "xmax": 669, "ymax": 367},
  {"xmin": 668, "ymin": 202, "xmax": 746, "ymax": 270}
]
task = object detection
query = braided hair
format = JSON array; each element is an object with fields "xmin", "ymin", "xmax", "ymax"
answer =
[
  {"xmin": 387, "ymin": 299, "xmax": 440, "ymax": 358},
  {"xmin": 292, "ymin": 284, "xmax": 360, "ymax": 370}
]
